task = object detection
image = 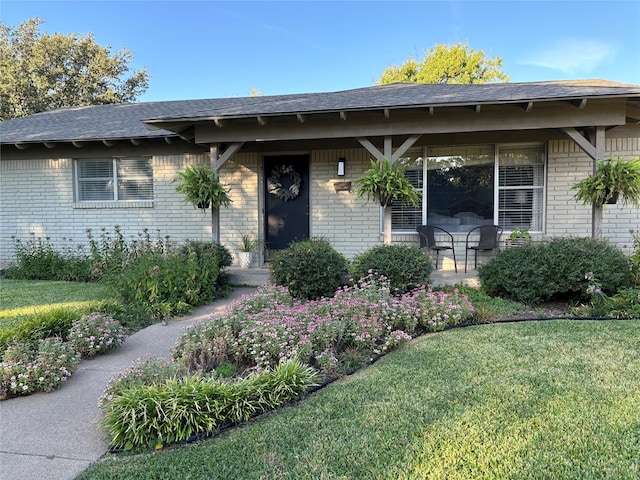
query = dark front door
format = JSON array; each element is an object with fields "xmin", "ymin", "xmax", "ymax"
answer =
[{"xmin": 264, "ymin": 155, "xmax": 310, "ymax": 254}]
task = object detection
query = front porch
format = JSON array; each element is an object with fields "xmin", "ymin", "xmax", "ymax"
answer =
[{"xmin": 227, "ymin": 266, "xmax": 480, "ymax": 288}]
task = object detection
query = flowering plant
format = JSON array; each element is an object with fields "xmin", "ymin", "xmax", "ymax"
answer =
[
  {"xmin": 99, "ymin": 355, "xmax": 185, "ymax": 408},
  {"xmin": 34, "ymin": 337, "xmax": 80, "ymax": 392},
  {"xmin": 0, "ymin": 338, "xmax": 80, "ymax": 399},
  {"xmin": 68, "ymin": 312, "xmax": 127, "ymax": 358},
  {"xmin": 174, "ymin": 276, "xmax": 475, "ymax": 375}
]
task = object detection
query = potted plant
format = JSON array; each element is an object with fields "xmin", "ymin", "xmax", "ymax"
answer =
[
  {"xmin": 237, "ymin": 234, "xmax": 260, "ymax": 268},
  {"xmin": 506, "ymin": 228, "xmax": 530, "ymax": 247},
  {"xmin": 172, "ymin": 164, "xmax": 231, "ymax": 210},
  {"xmin": 354, "ymin": 158, "xmax": 421, "ymax": 245},
  {"xmin": 571, "ymin": 157, "xmax": 640, "ymax": 207}
]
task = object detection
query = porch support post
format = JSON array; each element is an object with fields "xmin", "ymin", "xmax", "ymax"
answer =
[
  {"xmin": 561, "ymin": 126, "xmax": 606, "ymax": 238},
  {"xmin": 591, "ymin": 126, "xmax": 606, "ymax": 238},
  {"xmin": 384, "ymin": 136, "xmax": 393, "ymax": 162},
  {"xmin": 210, "ymin": 144, "xmax": 221, "ymax": 243}
]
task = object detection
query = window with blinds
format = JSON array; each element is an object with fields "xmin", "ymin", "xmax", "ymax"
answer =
[
  {"xmin": 388, "ymin": 143, "xmax": 546, "ymax": 234},
  {"xmin": 391, "ymin": 150, "xmax": 424, "ymax": 231},
  {"xmin": 498, "ymin": 145, "xmax": 545, "ymax": 231},
  {"xmin": 76, "ymin": 157, "xmax": 153, "ymax": 202}
]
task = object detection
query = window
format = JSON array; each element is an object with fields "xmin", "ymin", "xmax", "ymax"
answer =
[
  {"xmin": 389, "ymin": 144, "xmax": 545, "ymax": 233},
  {"xmin": 426, "ymin": 145, "xmax": 495, "ymax": 232},
  {"xmin": 75, "ymin": 157, "xmax": 153, "ymax": 202},
  {"xmin": 498, "ymin": 145, "xmax": 545, "ymax": 231},
  {"xmin": 391, "ymin": 151, "xmax": 424, "ymax": 231}
]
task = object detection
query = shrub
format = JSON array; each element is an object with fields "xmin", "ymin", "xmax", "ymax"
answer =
[
  {"xmin": 68, "ymin": 313, "xmax": 127, "ymax": 358},
  {"xmin": 5, "ymin": 234, "xmax": 92, "ymax": 282},
  {"xmin": 479, "ymin": 237, "xmax": 630, "ymax": 305},
  {"xmin": 99, "ymin": 358, "xmax": 317, "ymax": 449},
  {"xmin": 629, "ymin": 229, "xmax": 640, "ymax": 286},
  {"xmin": 0, "ymin": 337, "xmax": 80, "ymax": 398},
  {"xmin": 270, "ymin": 238, "xmax": 349, "ymax": 299},
  {"xmin": 351, "ymin": 244, "xmax": 433, "ymax": 294},
  {"xmin": 104, "ymin": 241, "xmax": 230, "ymax": 322}
]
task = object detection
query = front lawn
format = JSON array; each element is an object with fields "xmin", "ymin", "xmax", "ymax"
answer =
[
  {"xmin": 78, "ymin": 319, "xmax": 640, "ymax": 480},
  {"xmin": 0, "ymin": 279, "xmax": 109, "ymax": 320}
]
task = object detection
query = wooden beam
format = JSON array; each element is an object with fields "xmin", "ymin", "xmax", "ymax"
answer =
[
  {"xmin": 356, "ymin": 137, "xmax": 384, "ymax": 162},
  {"xmin": 196, "ymin": 99, "xmax": 627, "ymax": 144},
  {"xmin": 561, "ymin": 127, "xmax": 596, "ymax": 160},
  {"xmin": 296, "ymin": 114, "xmax": 306, "ymax": 124},
  {"xmin": 384, "ymin": 136, "xmax": 392, "ymax": 161},
  {"xmin": 572, "ymin": 98, "xmax": 588, "ymax": 109},
  {"xmin": 257, "ymin": 116, "xmax": 267, "ymax": 126},
  {"xmin": 392, "ymin": 135, "xmax": 422, "ymax": 162},
  {"xmin": 340, "ymin": 111, "xmax": 348, "ymax": 121},
  {"xmin": 215, "ymin": 142, "xmax": 244, "ymax": 169},
  {"xmin": 627, "ymin": 105, "xmax": 640, "ymax": 122}
]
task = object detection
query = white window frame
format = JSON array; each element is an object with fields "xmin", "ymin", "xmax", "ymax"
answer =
[
  {"xmin": 75, "ymin": 157, "xmax": 153, "ymax": 203},
  {"xmin": 388, "ymin": 143, "xmax": 546, "ymax": 234}
]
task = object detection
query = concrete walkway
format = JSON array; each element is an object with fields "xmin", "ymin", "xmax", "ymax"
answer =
[{"xmin": 0, "ymin": 287, "xmax": 256, "ymax": 480}]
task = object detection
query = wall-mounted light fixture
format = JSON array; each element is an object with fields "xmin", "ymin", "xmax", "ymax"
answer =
[{"xmin": 337, "ymin": 158, "xmax": 346, "ymax": 176}]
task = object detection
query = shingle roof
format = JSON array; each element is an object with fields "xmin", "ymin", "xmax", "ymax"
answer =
[{"xmin": 2, "ymin": 80, "xmax": 639, "ymax": 144}]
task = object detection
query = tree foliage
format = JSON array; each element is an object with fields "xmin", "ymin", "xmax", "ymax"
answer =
[
  {"xmin": 0, "ymin": 17, "xmax": 150, "ymax": 120},
  {"xmin": 377, "ymin": 42, "xmax": 509, "ymax": 85}
]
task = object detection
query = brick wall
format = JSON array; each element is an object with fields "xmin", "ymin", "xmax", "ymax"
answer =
[
  {"xmin": 0, "ymin": 153, "xmax": 213, "ymax": 268},
  {"xmin": 548, "ymin": 130, "xmax": 640, "ymax": 255}
]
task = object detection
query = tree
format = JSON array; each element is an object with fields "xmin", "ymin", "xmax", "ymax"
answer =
[
  {"xmin": 354, "ymin": 158, "xmax": 421, "ymax": 245},
  {"xmin": 0, "ymin": 17, "xmax": 150, "ymax": 120},
  {"xmin": 376, "ymin": 42, "xmax": 509, "ymax": 85}
]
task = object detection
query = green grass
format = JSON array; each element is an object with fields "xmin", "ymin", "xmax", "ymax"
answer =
[
  {"xmin": 78, "ymin": 320, "xmax": 640, "ymax": 480},
  {"xmin": 0, "ymin": 279, "xmax": 111, "ymax": 350},
  {"xmin": 0, "ymin": 279, "xmax": 109, "ymax": 317}
]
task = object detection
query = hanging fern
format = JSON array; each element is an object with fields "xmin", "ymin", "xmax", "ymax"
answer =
[{"xmin": 173, "ymin": 165, "xmax": 232, "ymax": 210}]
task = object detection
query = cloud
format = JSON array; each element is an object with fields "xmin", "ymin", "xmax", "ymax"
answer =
[{"xmin": 521, "ymin": 38, "xmax": 617, "ymax": 74}]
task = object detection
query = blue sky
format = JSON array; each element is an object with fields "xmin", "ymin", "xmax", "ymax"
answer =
[{"xmin": 3, "ymin": 0, "xmax": 640, "ymax": 102}]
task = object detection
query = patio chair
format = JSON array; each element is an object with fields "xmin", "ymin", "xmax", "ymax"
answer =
[
  {"xmin": 417, "ymin": 225, "xmax": 457, "ymax": 273},
  {"xmin": 464, "ymin": 225, "xmax": 503, "ymax": 272}
]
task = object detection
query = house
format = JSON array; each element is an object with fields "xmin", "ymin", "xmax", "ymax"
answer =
[{"xmin": 1, "ymin": 80, "xmax": 639, "ymax": 272}]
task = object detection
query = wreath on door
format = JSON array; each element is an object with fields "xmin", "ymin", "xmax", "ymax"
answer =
[{"xmin": 267, "ymin": 165, "xmax": 302, "ymax": 201}]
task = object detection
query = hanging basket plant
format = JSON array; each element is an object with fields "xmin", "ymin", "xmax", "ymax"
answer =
[
  {"xmin": 172, "ymin": 164, "xmax": 232, "ymax": 210},
  {"xmin": 572, "ymin": 157, "xmax": 640, "ymax": 208}
]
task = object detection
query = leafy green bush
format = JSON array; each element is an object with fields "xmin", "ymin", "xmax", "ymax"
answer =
[
  {"xmin": 478, "ymin": 237, "xmax": 630, "ymax": 305},
  {"xmin": 104, "ymin": 241, "xmax": 230, "ymax": 323},
  {"xmin": 351, "ymin": 244, "xmax": 433, "ymax": 294},
  {"xmin": 270, "ymin": 238, "xmax": 349, "ymax": 299},
  {"xmin": 5, "ymin": 234, "xmax": 92, "ymax": 282},
  {"xmin": 99, "ymin": 358, "xmax": 317, "ymax": 449}
]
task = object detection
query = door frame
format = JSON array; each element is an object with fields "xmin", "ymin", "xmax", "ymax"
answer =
[{"xmin": 262, "ymin": 153, "xmax": 310, "ymax": 259}]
